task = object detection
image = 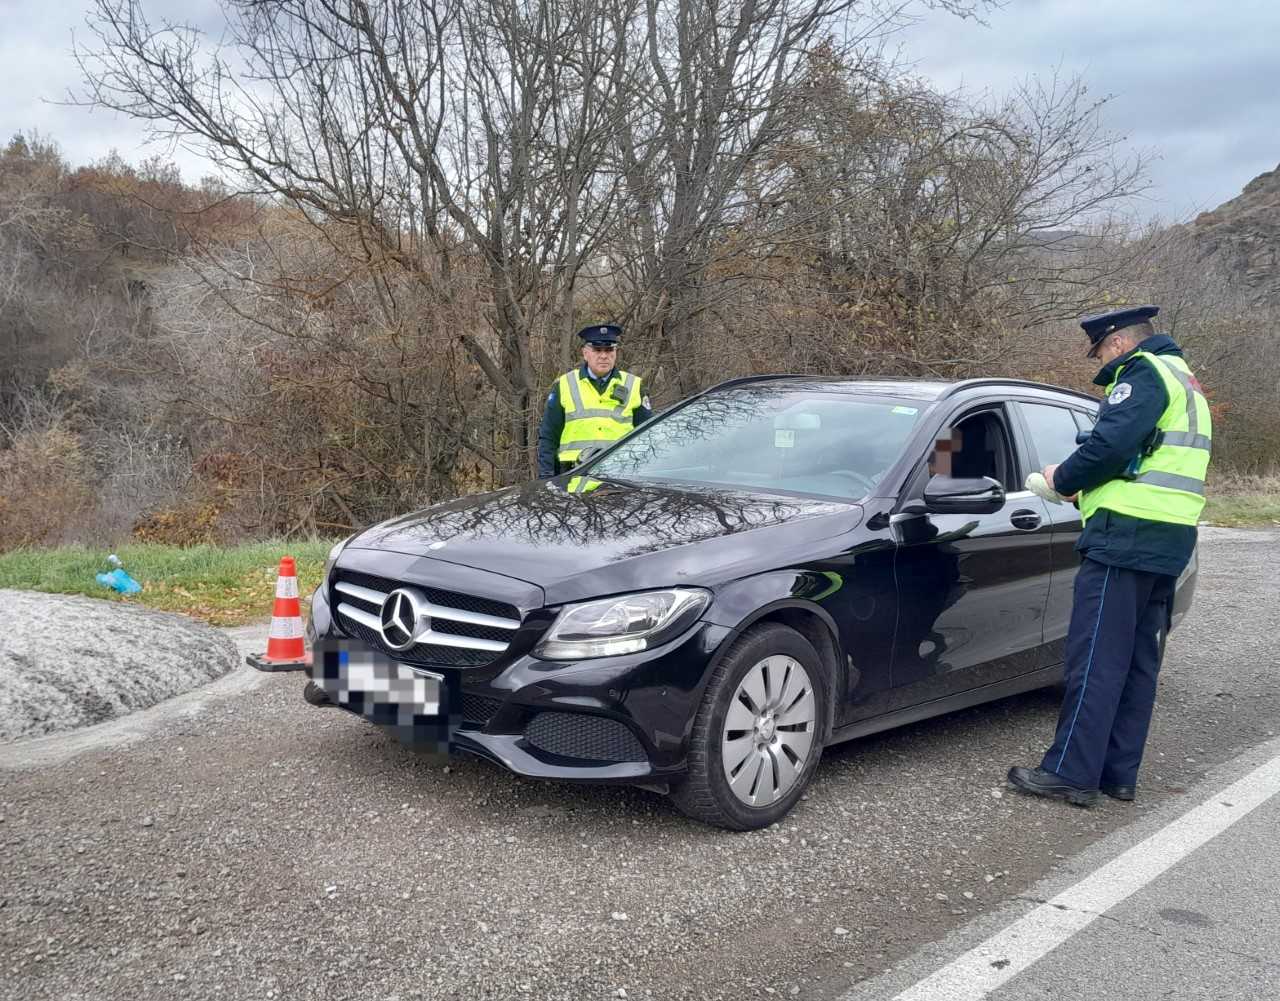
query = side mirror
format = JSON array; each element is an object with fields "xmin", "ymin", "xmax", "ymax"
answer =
[{"xmin": 923, "ymin": 474, "xmax": 1005, "ymax": 515}]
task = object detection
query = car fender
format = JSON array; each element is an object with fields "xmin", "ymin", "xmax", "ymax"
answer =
[{"xmin": 702, "ymin": 571, "xmax": 847, "ymax": 728}]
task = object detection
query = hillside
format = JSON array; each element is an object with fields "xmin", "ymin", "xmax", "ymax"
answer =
[{"xmin": 1190, "ymin": 163, "xmax": 1280, "ymax": 306}]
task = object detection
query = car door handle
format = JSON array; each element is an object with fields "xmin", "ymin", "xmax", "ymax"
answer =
[{"xmin": 1010, "ymin": 509, "xmax": 1042, "ymax": 531}]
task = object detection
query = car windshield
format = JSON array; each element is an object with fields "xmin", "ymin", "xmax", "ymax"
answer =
[{"xmin": 588, "ymin": 384, "xmax": 928, "ymax": 500}]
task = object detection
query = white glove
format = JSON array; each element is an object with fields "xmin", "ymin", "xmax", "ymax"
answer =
[{"xmin": 1025, "ymin": 472, "xmax": 1066, "ymax": 505}]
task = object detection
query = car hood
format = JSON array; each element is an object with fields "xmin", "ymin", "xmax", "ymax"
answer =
[{"xmin": 348, "ymin": 477, "xmax": 862, "ymax": 604}]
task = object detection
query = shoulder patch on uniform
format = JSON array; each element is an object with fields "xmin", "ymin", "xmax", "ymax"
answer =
[
  {"xmin": 547, "ymin": 392, "xmax": 555, "ymax": 402},
  {"xmin": 642, "ymin": 395, "xmax": 651, "ymax": 409},
  {"xmin": 1108, "ymin": 382, "xmax": 1133, "ymax": 405}
]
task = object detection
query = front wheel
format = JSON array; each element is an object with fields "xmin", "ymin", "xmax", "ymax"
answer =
[{"xmin": 671, "ymin": 623, "xmax": 828, "ymax": 830}]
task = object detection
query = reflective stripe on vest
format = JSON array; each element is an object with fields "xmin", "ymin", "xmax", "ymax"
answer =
[
  {"xmin": 1078, "ymin": 352, "xmax": 1212, "ymax": 527},
  {"xmin": 556, "ymin": 369, "xmax": 643, "ymax": 465}
]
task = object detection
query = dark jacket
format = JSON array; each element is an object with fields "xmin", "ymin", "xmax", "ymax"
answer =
[
  {"xmin": 537, "ymin": 364, "xmax": 653, "ymax": 477},
  {"xmin": 1052, "ymin": 334, "xmax": 1198, "ymax": 578}
]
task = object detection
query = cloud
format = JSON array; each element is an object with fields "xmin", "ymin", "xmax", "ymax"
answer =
[
  {"xmin": 0, "ymin": 0, "xmax": 224, "ymax": 181},
  {"xmin": 1, "ymin": 0, "xmax": 1274, "ymax": 217},
  {"xmin": 894, "ymin": 0, "xmax": 1280, "ymax": 219}
]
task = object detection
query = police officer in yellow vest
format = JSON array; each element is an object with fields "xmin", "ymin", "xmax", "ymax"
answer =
[
  {"xmin": 537, "ymin": 324, "xmax": 651, "ymax": 478},
  {"xmin": 1009, "ymin": 305, "xmax": 1210, "ymax": 807}
]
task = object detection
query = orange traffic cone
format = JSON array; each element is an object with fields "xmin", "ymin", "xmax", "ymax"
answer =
[{"xmin": 246, "ymin": 556, "xmax": 313, "ymax": 672}]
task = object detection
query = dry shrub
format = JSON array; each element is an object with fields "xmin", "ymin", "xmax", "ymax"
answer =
[
  {"xmin": 131, "ymin": 499, "xmax": 223, "ymax": 546},
  {"xmin": 0, "ymin": 427, "xmax": 93, "ymax": 550},
  {"xmin": 129, "ymin": 451, "xmax": 247, "ymax": 545}
]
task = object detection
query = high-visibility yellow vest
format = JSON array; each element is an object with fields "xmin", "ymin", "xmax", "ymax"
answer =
[
  {"xmin": 556, "ymin": 368, "xmax": 643, "ymax": 466},
  {"xmin": 564, "ymin": 475, "xmax": 603, "ymax": 494},
  {"xmin": 1079, "ymin": 351, "xmax": 1211, "ymax": 527}
]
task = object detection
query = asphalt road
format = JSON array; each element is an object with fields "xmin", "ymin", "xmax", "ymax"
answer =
[
  {"xmin": 2, "ymin": 527, "xmax": 1277, "ymax": 1001},
  {"xmin": 840, "ymin": 732, "xmax": 1280, "ymax": 1001}
]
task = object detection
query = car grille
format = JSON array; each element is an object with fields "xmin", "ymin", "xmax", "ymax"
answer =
[
  {"xmin": 460, "ymin": 693, "xmax": 504, "ymax": 727},
  {"xmin": 523, "ymin": 712, "xmax": 648, "ymax": 763},
  {"xmin": 331, "ymin": 570, "xmax": 522, "ymax": 669}
]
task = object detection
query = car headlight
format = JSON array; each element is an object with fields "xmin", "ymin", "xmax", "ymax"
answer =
[
  {"xmin": 323, "ymin": 533, "xmax": 356, "ymax": 582},
  {"xmin": 534, "ymin": 588, "xmax": 711, "ymax": 660}
]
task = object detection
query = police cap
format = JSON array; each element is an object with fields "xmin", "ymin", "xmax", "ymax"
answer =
[
  {"xmin": 1080, "ymin": 305, "xmax": 1159, "ymax": 358},
  {"xmin": 577, "ymin": 323, "xmax": 622, "ymax": 346}
]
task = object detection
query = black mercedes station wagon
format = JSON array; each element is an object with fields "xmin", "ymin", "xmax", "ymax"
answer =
[{"xmin": 306, "ymin": 376, "xmax": 1197, "ymax": 829}]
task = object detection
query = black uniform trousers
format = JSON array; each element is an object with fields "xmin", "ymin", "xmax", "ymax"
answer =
[{"xmin": 1041, "ymin": 556, "xmax": 1176, "ymax": 790}]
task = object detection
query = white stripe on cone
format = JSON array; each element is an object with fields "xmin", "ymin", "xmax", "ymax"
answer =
[
  {"xmin": 269, "ymin": 615, "xmax": 304, "ymax": 639},
  {"xmin": 275, "ymin": 576, "xmax": 300, "ymax": 599}
]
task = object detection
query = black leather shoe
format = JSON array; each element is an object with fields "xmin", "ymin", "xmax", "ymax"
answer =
[
  {"xmin": 1007, "ymin": 766, "xmax": 1098, "ymax": 807},
  {"xmin": 1100, "ymin": 784, "xmax": 1136, "ymax": 801}
]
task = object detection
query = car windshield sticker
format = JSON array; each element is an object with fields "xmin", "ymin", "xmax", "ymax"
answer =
[
  {"xmin": 892, "ymin": 405, "xmax": 918, "ymax": 415},
  {"xmin": 774, "ymin": 429, "xmax": 795, "ymax": 448}
]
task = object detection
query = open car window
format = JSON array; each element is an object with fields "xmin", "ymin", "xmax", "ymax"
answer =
[
  {"xmin": 908, "ymin": 405, "xmax": 1017, "ymax": 492},
  {"xmin": 588, "ymin": 386, "xmax": 926, "ymax": 500}
]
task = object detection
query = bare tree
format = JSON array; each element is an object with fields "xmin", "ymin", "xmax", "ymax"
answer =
[
  {"xmin": 78, "ymin": 0, "xmax": 632, "ymax": 481},
  {"xmin": 604, "ymin": 0, "xmax": 867, "ymax": 393},
  {"xmin": 597, "ymin": 1, "xmax": 997, "ymax": 394},
  {"xmin": 754, "ymin": 56, "xmax": 1152, "ymax": 377},
  {"xmin": 77, "ymin": 1, "xmax": 1000, "ymax": 421}
]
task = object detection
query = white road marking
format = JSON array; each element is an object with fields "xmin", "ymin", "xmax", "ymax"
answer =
[{"xmin": 877, "ymin": 749, "xmax": 1280, "ymax": 1001}]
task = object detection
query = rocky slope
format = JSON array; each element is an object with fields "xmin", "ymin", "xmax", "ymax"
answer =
[{"xmin": 1189, "ymin": 163, "xmax": 1280, "ymax": 306}]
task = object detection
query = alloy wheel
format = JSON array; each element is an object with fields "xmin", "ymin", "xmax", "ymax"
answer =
[{"xmin": 720, "ymin": 654, "xmax": 816, "ymax": 806}]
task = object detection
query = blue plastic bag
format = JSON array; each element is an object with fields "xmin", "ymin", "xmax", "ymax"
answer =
[{"xmin": 95, "ymin": 566, "xmax": 143, "ymax": 594}]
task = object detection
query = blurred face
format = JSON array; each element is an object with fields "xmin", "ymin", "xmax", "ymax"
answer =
[
  {"xmin": 582, "ymin": 342, "xmax": 617, "ymax": 377},
  {"xmin": 927, "ymin": 428, "xmax": 964, "ymax": 476}
]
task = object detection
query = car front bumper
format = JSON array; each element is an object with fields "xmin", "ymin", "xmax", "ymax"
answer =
[{"xmin": 308, "ymin": 582, "xmax": 734, "ymax": 785}]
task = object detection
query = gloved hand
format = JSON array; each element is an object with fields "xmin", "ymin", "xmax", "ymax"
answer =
[{"xmin": 1025, "ymin": 472, "xmax": 1066, "ymax": 505}]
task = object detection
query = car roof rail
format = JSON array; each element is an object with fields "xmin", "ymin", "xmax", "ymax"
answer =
[
  {"xmin": 702, "ymin": 373, "xmax": 950, "ymax": 393},
  {"xmin": 941, "ymin": 378, "xmax": 1098, "ymax": 404},
  {"xmin": 695, "ymin": 373, "xmax": 1098, "ymax": 406}
]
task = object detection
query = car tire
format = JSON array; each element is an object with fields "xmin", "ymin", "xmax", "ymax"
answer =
[
  {"xmin": 303, "ymin": 680, "xmax": 333, "ymax": 707},
  {"xmin": 671, "ymin": 623, "xmax": 829, "ymax": 831}
]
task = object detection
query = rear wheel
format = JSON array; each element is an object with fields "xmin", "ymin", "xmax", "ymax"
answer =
[{"xmin": 672, "ymin": 623, "xmax": 828, "ymax": 830}]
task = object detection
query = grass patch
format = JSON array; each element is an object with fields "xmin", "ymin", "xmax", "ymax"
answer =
[
  {"xmin": 1202, "ymin": 473, "xmax": 1280, "ymax": 528},
  {"xmin": 1202, "ymin": 493, "xmax": 1280, "ymax": 528},
  {"xmin": 0, "ymin": 540, "xmax": 337, "ymax": 626}
]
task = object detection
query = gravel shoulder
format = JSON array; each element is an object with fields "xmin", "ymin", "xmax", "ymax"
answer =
[
  {"xmin": 0, "ymin": 591, "xmax": 239, "ymax": 744},
  {"xmin": 1, "ymin": 529, "xmax": 1276, "ymax": 1001}
]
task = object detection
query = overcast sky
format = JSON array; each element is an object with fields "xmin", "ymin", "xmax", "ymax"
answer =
[{"xmin": 3, "ymin": 0, "xmax": 1277, "ymax": 222}]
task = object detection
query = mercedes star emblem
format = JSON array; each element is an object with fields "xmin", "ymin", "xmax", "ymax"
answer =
[{"xmin": 379, "ymin": 588, "xmax": 427, "ymax": 651}]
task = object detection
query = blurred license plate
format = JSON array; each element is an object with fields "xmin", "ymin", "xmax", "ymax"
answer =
[
  {"xmin": 340, "ymin": 657, "xmax": 442, "ymax": 713},
  {"xmin": 311, "ymin": 640, "xmax": 455, "ymax": 749}
]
